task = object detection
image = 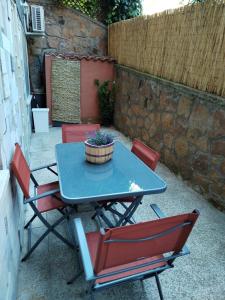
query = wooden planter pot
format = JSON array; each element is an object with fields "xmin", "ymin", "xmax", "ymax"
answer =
[{"xmin": 84, "ymin": 141, "xmax": 114, "ymax": 164}]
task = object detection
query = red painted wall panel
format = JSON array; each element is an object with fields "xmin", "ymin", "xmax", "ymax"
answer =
[
  {"xmin": 45, "ymin": 55, "xmax": 115, "ymax": 125},
  {"xmin": 80, "ymin": 60, "xmax": 115, "ymax": 123}
]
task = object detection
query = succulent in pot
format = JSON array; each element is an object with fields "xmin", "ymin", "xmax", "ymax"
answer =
[{"xmin": 85, "ymin": 131, "xmax": 115, "ymax": 164}]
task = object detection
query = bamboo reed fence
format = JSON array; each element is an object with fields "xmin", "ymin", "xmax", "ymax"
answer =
[{"xmin": 108, "ymin": 1, "xmax": 225, "ymax": 98}]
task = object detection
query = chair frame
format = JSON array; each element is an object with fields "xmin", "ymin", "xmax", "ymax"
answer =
[
  {"xmin": 22, "ymin": 163, "xmax": 75, "ymax": 261},
  {"xmin": 11, "ymin": 145, "xmax": 74, "ymax": 262},
  {"xmin": 69, "ymin": 204, "xmax": 199, "ymax": 300}
]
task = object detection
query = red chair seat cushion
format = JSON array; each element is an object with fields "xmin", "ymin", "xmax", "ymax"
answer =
[
  {"xmin": 37, "ymin": 181, "xmax": 66, "ymax": 213},
  {"xmin": 86, "ymin": 232, "xmax": 167, "ymax": 284}
]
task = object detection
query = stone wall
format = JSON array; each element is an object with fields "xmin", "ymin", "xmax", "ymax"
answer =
[
  {"xmin": 114, "ymin": 65, "xmax": 225, "ymax": 209},
  {"xmin": 0, "ymin": 1, "xmax": 31, "ymax": 299},
  {"xmin": 28, "ymin": 0, "xmax": 107, "ymax": 95}
]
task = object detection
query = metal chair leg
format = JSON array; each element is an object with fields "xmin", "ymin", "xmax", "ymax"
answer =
[
  {"xmin": 31, "ymin": 202, "xmax": 74, "ymax": 246},
  {"xmin": 22, "ymin": 204, "xmax": 74, "ymax": 261},
  {"xmin": 67, "ymin": 270, "xmax": 83, "ymax": 284},
  {"xmin": 24, "ymin": 214, "xmax": 37, "ymax": 229},
  {"xmin": 86, "ymin": 282, "xmax": 95, "ymax": 300},
  {"xmin": 90, "ymin": 291, "xmax": 95, "ymax": 300},
  {"xmin": 21, "ymin": 229, "xmax": 50, "ymax": 261},
  {"xmin": 155, "ymin": 273, "xmax": 164, "ymax": 300}
]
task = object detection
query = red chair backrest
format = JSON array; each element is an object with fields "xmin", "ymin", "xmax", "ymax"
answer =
[
  {"xmin": 131, "ymin": 139, "xmax": 160, "ymax": 171},
  {"xmin": 94, "ymin": 210, "xmax": 199, "ymax": 273},
  {"xmin": 11, "ymin": 143, "xmax": 31, "ymax": 198},
  {"xmin": 62, "ymin": 124, "xmax": 100, "ymax": 143}
]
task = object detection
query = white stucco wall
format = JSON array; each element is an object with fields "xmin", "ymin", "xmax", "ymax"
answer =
[{"xmin": 0, "ymin": 0, "xmax": 31, "ymax": 299}]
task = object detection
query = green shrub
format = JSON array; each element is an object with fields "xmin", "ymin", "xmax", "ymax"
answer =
[{"xmin": 95, "ymin": 80, "xmax": 115, "ymax": 126}]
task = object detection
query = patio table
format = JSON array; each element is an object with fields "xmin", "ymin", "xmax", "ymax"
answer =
[{"xmin": 55, "ymin": 141, "xmax": 167, "ymax": 226}]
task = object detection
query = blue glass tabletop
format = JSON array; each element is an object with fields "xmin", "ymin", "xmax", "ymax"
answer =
[{"xmin": 55, "ymin": 142, "xmax": 167, "ymax": 204}]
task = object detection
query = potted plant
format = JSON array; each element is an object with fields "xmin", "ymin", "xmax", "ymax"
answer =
[{"xmin": 84, "ymin": 131, "xmax": 115, "ymax": 164}]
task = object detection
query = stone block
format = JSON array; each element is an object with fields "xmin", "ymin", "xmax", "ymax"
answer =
[
  {"xmin": 209, "ymin": 110, "xmax": 225, "ymax": 137},
  {"xmin": 30, "ymin": 37, "xmax": 48, "ymax": 49},
  {"xmin": 131, "ymin": 116, "xmax": 137, "ymax": 126},
  {"xmin": 179, "ymin": 161, "xmax": 193, "ymax": 180},
  {"xmin": 210, "ymin": 180, "xmax": 225, "ymax": 201},
  {"xmin": 186, "ymin": 128, "xmax": 208, "ymax": 152},
  {"xmin": 131, "ymin": 104, "xmax": 142, "ymax": 115},
  {"xmin": 173, "ymin": 121, "xmax": 186, "ymax": 136},
  {"xmin": 153, "ymin": 112, "xmax": 161, "ymax": 127},
  {"xmin": 141, "ymin": 128, "xmax": 149, "ymax": 143},
  {"xmin": 127, "ymin": 107, "xmax": 132, "ymax": 116},
  {"xmin": 175, "ymin": 137, "xmax": 189, "ymax": 157},
  {"xmin": 192, "ymin": 153, "xmax": 209, "ymax": 175},
  {"xmin": 189, "ymin": 104, "xmax": 210, "ymax": 132},
  {"xmin": 163, "ymin": 149, "xmax": 179, "ymax": 174},
  {"xmin": 161, "ymin": 112, "xmax": 174, "ymax": 130},
  {"xmin": 211, "ymin": 139, "xmax": 225, "ymax": 156},
  {"xmin": 146, "ymin": 98, "xmax": 156, "ymax": 111},
  {"xmin": 192, "ymin": 174, "xmax": 211, "ymax": 193},
  {"xmin": 144, "ymin": 117, "xmax": 151, "ymax": 129},
  {"xmin": 150, "ymin": 81, "xmax": 160, "ymax": 98},
  {"xmin": 148, "ymin": 122, "xmax": 158, "ymax": 138},
  {"xmin": 142, "ymin": 81, "xmax": 152, "ymax": 98},
  {"xmin": 46, "ymin": 24, "xmax": 62, "ymax": 37},
  {"xmin": 159, "ymin": 90, "xmax": 177, "ymax": 112},
  {"xmin": 48, "ymin": 37, "xmax": 60, "ymax": 49},
  {"xmin": 163, "ymin": 133, "xmax": 174, "ymax": 149},
  {"xmin": 177, "ymin": 95, "xmax": 192, "ymax": 118},
  {"xmin": 149, "ymin": 137, "xmax": 161, "ymax": 153},
  {"xmin": 220, "ymin": 161, "xmax": 225, "ymax": 176},
  {"xmin": 90, "ymin": 26, "xmax": 105, "ymax": 38},
  {"xmin": 137, "ymin": 118, "xmax": 144, "ymax": 127}
]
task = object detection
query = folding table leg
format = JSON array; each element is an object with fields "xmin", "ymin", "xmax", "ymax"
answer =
[
  {"xmin": 116, "ymin": 196, "xmax": 143, "ymax": 227},
  {"xmin": 91, "ymin": 203, "xmax": 115, "ymax": 228},
  {"xmin": 92, "ymin": 196, "xmax": 143, "ymax": 228},
  {"xmin": 105, "ymin": 205, "xmax": 135, "ymax": 225}
]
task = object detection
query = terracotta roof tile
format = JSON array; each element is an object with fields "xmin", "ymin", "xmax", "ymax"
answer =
[{"xmin": 45, "ymin": 53, "xmax": 116, "ymax": 63}]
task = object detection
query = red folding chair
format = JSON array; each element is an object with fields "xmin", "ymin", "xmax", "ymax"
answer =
[
  {"xmin": 11, "ymin": 143, "xmax": 74, "ymax": 261},
  {"xmin": 69, "ymin": 204, "xmax": 199, "ymax": 299},
  {"xmin": 131, "ymin": 139, "xmax": 160, "ymax": 171},
  {"xmin": 62, "ymin": 124, "xmax": 100, "ymax": 143},
  {"xmin": 92, "ymin": 139, "xmax": 161, "ymax": 227}
]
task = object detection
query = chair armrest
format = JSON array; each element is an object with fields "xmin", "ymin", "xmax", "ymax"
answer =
[
  {"xmin": 24, "ymin": 188, "xmax": 60, "ymax": 204},
  {"xmin": 150, "ymin": 204, "xmax": 190, "ymax": 254},
  {"xmin": 150, "ymin": 204, "xmax": 166, "ymax": 218},
  {"xmin": 31, "ymin": 162, "xmax": 57, "ymax": 172},
  {"xmin": 74, "ymin": 218, "xmax": 95, "ymax": 281}
]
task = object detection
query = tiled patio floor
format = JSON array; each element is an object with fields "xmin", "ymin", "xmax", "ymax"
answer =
[{"xmin": 17, "ymin": 127, "xmax": 225, "ymax": 300}]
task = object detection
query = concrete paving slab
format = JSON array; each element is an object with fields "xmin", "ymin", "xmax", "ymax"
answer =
[{"xmin": 16, "ymin": 127, "xmax": 225, "ymax": 300}]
